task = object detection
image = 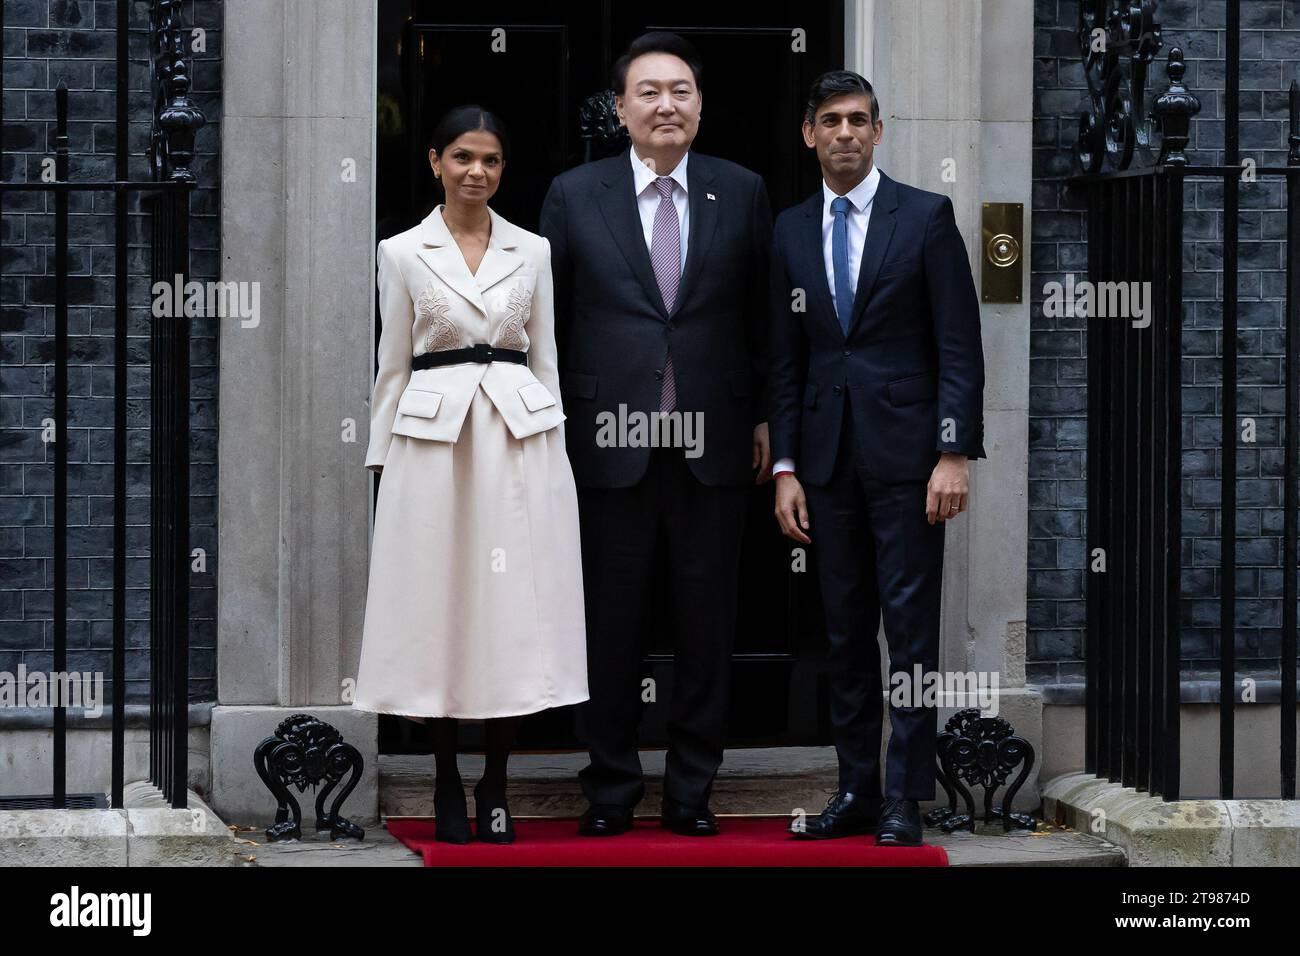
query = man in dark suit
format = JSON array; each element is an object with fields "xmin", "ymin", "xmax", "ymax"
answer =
[
  {"xmin": 540, "ymin": 32, "xmax": 772, "ymax": 836},
  {"xmin": 768, "ymin": 71, "xmax": 985, "ymax": 846}
]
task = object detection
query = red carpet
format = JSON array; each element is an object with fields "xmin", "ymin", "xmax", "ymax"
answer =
[{"xmin": 385, "ymin": 817, "xmax": 948, "ymax": 866}]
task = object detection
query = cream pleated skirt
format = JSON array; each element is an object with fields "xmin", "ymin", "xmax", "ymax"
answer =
[{"xmin": 353, "ymin": 388, "xmax": 589, "ymax": 718}]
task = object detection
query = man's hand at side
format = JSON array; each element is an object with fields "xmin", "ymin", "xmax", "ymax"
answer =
[
  {"xmin": 926, "ymin": 452, "xmax": 969, "ymax": 524},
  {"xmin": 774, "ymin": 472, "xmax": 811, "ymax": 543}
]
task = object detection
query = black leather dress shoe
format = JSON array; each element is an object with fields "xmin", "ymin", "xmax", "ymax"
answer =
[
  {"xmin": 791, "ymin": 791, "xmax": 880, "ymax": 839},
  {"xmin": 660, "ymin": 799, "xmax": 720, "ymax": 836},
  {"xmin": 874, "ymin": 797, "xmax": 924, "ymax": 846},
  {"xmin": 577, "ymin": 803, "xmax": 634, "ymax": 836}
]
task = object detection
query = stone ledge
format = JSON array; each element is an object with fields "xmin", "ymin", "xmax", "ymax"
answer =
[
  {"xmin": 0, "ymin": 703, "xmax": 214, "ymax": 730},
  {"xmin": 121, "ymin": 781, "xmax": 243, "ymax": 866},
  {"xmin": 0, "ymin": 782, "xmax": 241, "ymax": 867},
  {"xmin": 0, "ymin": 802, "xmax": 129, "ymax": 866},
  {"xmin": 1036, "ymin": 678, "xmax": 1300, "ymax": 705},
  {"xmin": 1042, "ymin": 771, "xmax": 1300, "ymax": 866}
]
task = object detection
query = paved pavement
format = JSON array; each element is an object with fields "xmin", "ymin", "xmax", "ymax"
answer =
[
  {"xmin": 232, "ymin": 747, "xmax": 1124, "ymax": 867},
  {"xmin": 238, "ymin": 817, "xmax": 1124, "ymax": 867}
]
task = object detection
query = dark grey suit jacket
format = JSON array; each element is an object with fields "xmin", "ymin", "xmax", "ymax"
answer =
[{"xmin": 540, "ymin": 148, "xmax": 772, "ymax": 488}]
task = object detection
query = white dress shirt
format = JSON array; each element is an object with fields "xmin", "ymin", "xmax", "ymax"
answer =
[
  {"xmin": 773, "ymin": 164, "xmax": 881, "ymax": 479},
  {"xmin": 631, "ymin": 145, "xmax": 689, "ymax": 274}
]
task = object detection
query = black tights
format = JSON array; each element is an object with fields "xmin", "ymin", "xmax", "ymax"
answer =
[{"xmin": 431, "ymin": 716, "xmax": 520, "ymax": 799}]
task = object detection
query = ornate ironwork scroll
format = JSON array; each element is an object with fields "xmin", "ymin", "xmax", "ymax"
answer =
[
  {"xmin": 1074, "ymin": 0, "xmax": 1163, "ymax": 173},
  {"xmin": 148, "ymin": 0, "xmax": 206, "ymax": 182},
  {"xmin": 254, "ymin": 714, "xmax": 366, "ymax": 842},
  {"xmin": 924, "ymin": 709, "xmax": 1037, "ymax": 834}
]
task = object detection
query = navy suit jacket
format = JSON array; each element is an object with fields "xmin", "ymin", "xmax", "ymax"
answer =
[
  {"xmin": 766, "ymin": 170, "xmax": 986, "ymax": 486},
  {"xmin": 541, "ymin": 149, "xmax": 772, "ymax": 488}
]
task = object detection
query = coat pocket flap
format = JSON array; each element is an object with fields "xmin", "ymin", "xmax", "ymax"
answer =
[
  {"xmin": 396, "ymin": 387, "xmax": 443, "ymax": 418},
  {"xmin": 563, "ymin": 371, "xmax": 598, "ymax": 400},
  {"xmin": 886, "ymin": 372, "xmax": 938, "ymax": 406},
  {"xmin": 518, "ymin": 381, "xmax": 557, "ymax": 412}
]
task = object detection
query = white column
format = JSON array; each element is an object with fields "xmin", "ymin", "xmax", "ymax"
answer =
[{"xmin": 211, "ymin": 0, "xmax": 380, "ymax": 825}]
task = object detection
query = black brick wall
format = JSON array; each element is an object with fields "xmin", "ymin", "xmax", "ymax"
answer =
[
  {"xmin": 0, "ymin": 0, "xmax": 221, "ymax": 705},
  {"xmin": 1032, "ymin": 0, "xmax": 1300, "ymax": 685}
]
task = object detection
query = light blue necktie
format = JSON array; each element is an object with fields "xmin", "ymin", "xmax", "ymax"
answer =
[{"xmin": 830, "ymin": 196, "xmax": 853, "ymax": 336}]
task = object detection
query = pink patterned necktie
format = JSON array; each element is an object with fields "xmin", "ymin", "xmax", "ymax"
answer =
[{"xmin": 649, "ymin": 176, "xmax": 679, "ymax": 413}]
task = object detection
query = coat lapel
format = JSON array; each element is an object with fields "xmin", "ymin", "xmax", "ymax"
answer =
[
  {"xmin": 672, "ymin": 155, "xmax": 718, "ymax": 317},
  {"xmin": 598, "ymin": 149, "xmax": 670, "ymax": 321},
  {"xmin": 474, "ymin": 206, "xmax": 525, "ymax": 291},
  {"xmin": 415, "ymin": 205, "xmax": 523, "ymax": 316},
  {"xmin": 799, "ymin": 191, "xmax": 839, "ymax": 337},
  {"xmin": 846, "ymin": 171, "xmax": 899, "ymax": 338}
]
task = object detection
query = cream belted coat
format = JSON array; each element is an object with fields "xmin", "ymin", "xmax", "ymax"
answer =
[{"xmin": 353, "ymin": 205, "xmax": 588, "ymax": 719}]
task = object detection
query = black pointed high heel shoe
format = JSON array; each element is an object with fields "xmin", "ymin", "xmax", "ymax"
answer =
[
  {"xmin": 473, "ymin": 780, "xmax": 516, "ymax": 844},
  {"xmin": 433, "ymin": 784, "xmax": 471, "ymax": 844}
]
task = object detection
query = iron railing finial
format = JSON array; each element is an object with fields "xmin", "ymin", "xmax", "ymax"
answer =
[{"xmin": 1152, "ymin": 47, "xmax": 1200, "ymax": 167}]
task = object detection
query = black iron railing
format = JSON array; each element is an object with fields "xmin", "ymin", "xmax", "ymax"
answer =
[
  {"xmin": 0, "ymin": 0, "xmax": 203, "ymax": 809},
  {"xmin": 1069, "ymin": 0, "xmax": 1298, "ymax": 801},
  {"xmin": 1076, "ymin": 160, "xmax": 1185, "ymax": 799}
]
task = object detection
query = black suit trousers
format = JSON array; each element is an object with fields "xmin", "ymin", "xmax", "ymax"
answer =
[
  {"xmin": 574, "ymin": 446, "xmax": 748, "ymax": 810},
  {"xmin": 803, "ymin": 398, "xmax": 945, "ymax": 801}
]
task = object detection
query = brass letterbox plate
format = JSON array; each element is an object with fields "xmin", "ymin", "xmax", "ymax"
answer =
[{"xmin": 981, "ymin": 202, "xmax": 1023, "ymax": 303}]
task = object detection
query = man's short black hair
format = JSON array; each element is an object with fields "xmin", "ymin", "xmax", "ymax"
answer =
[
  {"xmin": 611, "ymin": 31, "xmax": 703, "ymax": 95},
  {"xmin": 804, "ymin": 70, "xmax": 880, "ymax": 126}
]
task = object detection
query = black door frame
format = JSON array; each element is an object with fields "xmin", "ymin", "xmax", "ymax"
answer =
[{"xmin": 374, "ymin": 0, "xmax": 846, "ymax": 754}]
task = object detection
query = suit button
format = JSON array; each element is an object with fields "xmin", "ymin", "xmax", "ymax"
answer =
[
  {"xmin": 842, "ymin": 349, "xmax": 851, "ymax": 356},
  {"xmin": 654, "ymin": 369, "xmax": 663, "ymax": 380},
  {"xmin": 832, "ymin": 385, "xmax": 843, "ymax": 395}
]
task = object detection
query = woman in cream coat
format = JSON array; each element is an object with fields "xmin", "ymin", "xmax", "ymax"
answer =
[{"xmin": 354, "ymin": 106, "xmax": 587, "ymax": 844}]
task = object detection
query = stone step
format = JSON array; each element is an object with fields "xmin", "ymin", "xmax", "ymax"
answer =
[
  {"xmin": 382, "ymin": 746, "xmax": 838, "ymax": 818},
  {"xmin": 377, "ymin": 747, "xmax": 1127, "ymax": 867}
]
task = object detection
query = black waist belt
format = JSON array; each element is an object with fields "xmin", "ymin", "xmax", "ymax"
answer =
[{"xmin": 412, "ymin": 344, "xmax": 527, "ymax": 370}]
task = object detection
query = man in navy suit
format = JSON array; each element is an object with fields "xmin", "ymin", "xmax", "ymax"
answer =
[
  {"xmin": 540, "ymin": 32, "xmax": 772, "ymax": 837},
  {"xmin": 767, "ymin": 71, "xmax": 985, "ymax": 846}
]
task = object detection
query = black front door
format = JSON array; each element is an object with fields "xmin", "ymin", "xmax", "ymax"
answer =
[{"xmin": 375, "ymin": 0, "xmax": 845, "ymax": 754}]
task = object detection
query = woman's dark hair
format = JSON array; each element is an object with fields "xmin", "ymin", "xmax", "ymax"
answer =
[
  {"xmin": 429, "ymin": 104, "xmax": 511, "ymax": 163},
  {"xmin": 611, "ymin": 31, "xmax": 703, "ymax": 95},
  {"xmin": 804, "ymin": 70, "xmax": 880, "ymax": 126}
]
